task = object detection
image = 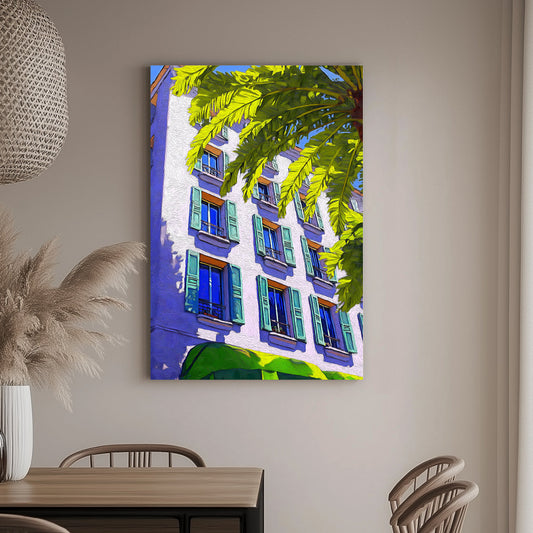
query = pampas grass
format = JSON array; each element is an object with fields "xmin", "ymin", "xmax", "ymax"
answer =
[{"xmin": 0, "ymin": 211, "xmax": 145, "ymax": 409}]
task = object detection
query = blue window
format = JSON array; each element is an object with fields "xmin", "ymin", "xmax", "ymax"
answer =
[
  {"xmin": 319, "ymin": 305, "xmax": 339, "ymax": 349},
  {"xmin": 258, "ymin": 183, "xmax": 271, "ymax": 203},
  {"xmin": 268, "ymin": 287, "xmax": 289, "ymax": 335},
  {"xmin": 201, "ymin": 201, "xmax": 223, "ymax": 237},
  {"xmin": 201, "ymin": 151, "xmax": 220, "ymax": 177},
  {"xmin": 199, "ymin": 263, "xmax": 224, "ymax": 320},
  {"xmin": 263, "ymin": 226, "xmax": 281, "ymax": 261},
  {"xmin": 309, "ymin": 248, "xmax": 327, "ymax": 280}
]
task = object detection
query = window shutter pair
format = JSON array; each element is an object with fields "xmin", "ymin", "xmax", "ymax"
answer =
[
  {"xmin": 194, "ymin": 151, "xmax": 229, "ymax": 174},
  {"xmin": 221, "ymin": 125, "xmax": 229, "ymax": 140},
  {"xmin": 184, "ymin": 250, "xmax": 244, "ymax": 324},
  {"xmin": 323, "ymin": 247, "xmax": 337, "ymax": 282},
  {"xmin": 257, "ymin": 275, "xmax": 305, "ymax": 341},
  {"xmin": 189, "ymin": 187, "xmax": 239, "ymax": 242},
  {"xmin": 295, "ymin": 194, "xmax": 324, "ymax": 230},
  {"xmin": 300, "ymin": 236, "xmax": 314, "ymax": 276},
  {"xmin": 308, "ymin": 294, "xmax": 357, "ymax": 353},
  {"xmin": 254, "ymin": 216, "xmax": 295, "ymax": 266}
]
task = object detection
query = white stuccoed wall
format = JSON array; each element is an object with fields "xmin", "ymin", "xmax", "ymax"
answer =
[
  {"xmin": 158, "ymin": 88, "xmax": 363, "ymax": 376},
  {"xmin": 0, "ymin": 0, "xmax": 513, "ymax": 532}
]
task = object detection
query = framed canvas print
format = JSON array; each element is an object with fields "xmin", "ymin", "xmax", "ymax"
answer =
[{"xmin": 150, "ymin": 65, "xmax": 363, "ymax": 380}]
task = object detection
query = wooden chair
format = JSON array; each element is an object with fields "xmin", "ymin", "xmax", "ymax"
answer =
[
  {"xmin": 0, "ymin": 514, "xmax": 70, "ymax": 532},
  {"xmin": 396, "ymin": 480, "xmax": 479, "ymax": 533},
  {"xmin": 59, "ymin": 443, "xmax": 206, "ymax": 468},
  {"xmin": 389, "ymin": 456, "xmax": 465, "ymax": 533}
]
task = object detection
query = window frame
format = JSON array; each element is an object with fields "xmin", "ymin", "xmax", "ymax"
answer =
[
  {"xmin": 201, "ymin": 200, "xmax": 224, "ymax": 238},
  {"xmin": 268, "ymin": 286, "xmax": 290, "ymax": 336},
  {"xmin": 198, "ymin": 262, "xmax": 224, "ymax": 321},
  {"xmin": 318, "ymin": 304, "xmax": 340, "ymax": 349}
]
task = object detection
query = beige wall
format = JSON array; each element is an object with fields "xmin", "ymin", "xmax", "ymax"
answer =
[{"xmin": 1, "ymin": 0, "xmax": 513, "ymax": 531}]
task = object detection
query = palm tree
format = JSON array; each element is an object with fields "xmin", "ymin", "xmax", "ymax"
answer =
[{"xmin": 171, "ymin": 65, "xmax": 363, "ymax": 310}]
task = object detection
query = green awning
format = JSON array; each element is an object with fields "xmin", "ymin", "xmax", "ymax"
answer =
[{"xmin": 180, "ymin": 342, "xmax": 362, "ymax": 381}]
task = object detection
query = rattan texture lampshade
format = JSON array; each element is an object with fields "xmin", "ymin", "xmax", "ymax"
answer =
[{"xmin": 0, "ymin": 0, "xmax": 68, "ymax": 184}]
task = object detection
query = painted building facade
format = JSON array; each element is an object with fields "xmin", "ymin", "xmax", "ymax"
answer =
[{"xmin": 150, "ymin": 66, "xmax": 363, "ymax": 380}]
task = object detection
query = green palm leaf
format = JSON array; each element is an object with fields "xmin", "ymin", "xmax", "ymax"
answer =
[{"xmin": 170, "ymin": 64, "xmax": 364, "ymax": 310}]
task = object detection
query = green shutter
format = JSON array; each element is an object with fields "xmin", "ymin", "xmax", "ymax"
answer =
[
  {"xmin": 253, "ymin": 214, "xmax": 266, "ymax": 256},
  {"xmin": 309, "ymin": 294, "xmax": 325, "ymax": 346},
  {"xmin": 315, "ymin": 202, "xmax": 324, "ymax": 230},
  {"xmin": 339, "ymin": 310, "xmax": 357, "ymax": 353},
  {"xmin": 272, "ymin": 182, "xmax": 281, "ymax": 205},
  {"xmin": 225, "ymin": 200, "xmax": 239, "ymax": 242},
  {"xmin": 194, "ymin": 157, "xmax": 202, "ymax": 171},
  {"xmin": 184, "ymin": 250, "xmax": 200, "ymax": 313},
  {"xmin": 300, "ymin": 236, "xmax": 314, "ymax": 276},
  {"xmin": 323, "ymin": 247, "xmax": 337, "ymax": 282},
  {"xmin": 228, "ymin": 264, "xmax": 244, "ymax": 324},
  {"xmin": 189, "ymin": 187, "xmax": 202, "ymax": 230},
  {"xmin": 223, "ymin": 152, "xmax": 230, "ymax": 176},
  {"xmin": 289, "ymin": 288, "xmax": 306, "ymax": 342},
  {"xmin": 281, "ymin": 226, "xmax": 296, "ymax": 267},
  {"xmin": 358, "ymin": 312, "xmax": 363, "ymax": 339},
  {"xmin": 252, "ymin": 183, "xmax": 260, "ymax": 199},
  {"xmin": 257, "ymin": 275, "xmax": 272, "ymax": 331},
  {"xmin": 294, "ymin": 194, "xmax": 304, "ymax": 221},
  {"xmin": 221, "ymin": 125, "xmax": 229, "ymax": 139},
  {"xmin": 271, "ymin": 156, "xmax": 279, "ymax": 171}
]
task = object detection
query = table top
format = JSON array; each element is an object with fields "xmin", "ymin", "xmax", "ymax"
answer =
[{"xmin": 0, "ymin": 467, "xmax": 264, "ymax": 508}]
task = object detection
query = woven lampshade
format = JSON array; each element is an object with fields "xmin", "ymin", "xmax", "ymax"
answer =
[{"xmin": 0, "ymin": 0, "xmax": 68, "ymax": 184}]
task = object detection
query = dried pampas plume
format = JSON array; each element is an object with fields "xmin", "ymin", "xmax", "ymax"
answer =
[{"xmin": 0, "ymin": 210, "xmax": 145, "ymax": 409}]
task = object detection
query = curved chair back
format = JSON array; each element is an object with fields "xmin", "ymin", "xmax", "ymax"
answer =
[
  {"xmin": 389, "ymin": 456, "xmax": 465, "ymax": 533},
  {"xmin": 0, "ymin": 514, "xmax": 70, "ymax": 532},
  {"xmin": 396, "ymin": 480, "xmax": 479, "ymax": 533},
  {"xmin": 59, "ymin": 443, "xmax": 206, "ymax": 468}
]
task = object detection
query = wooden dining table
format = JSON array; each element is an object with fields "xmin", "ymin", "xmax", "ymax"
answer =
[{"xmin": 0, "ymin": 467, "xmax": 264, "ymax": 533}]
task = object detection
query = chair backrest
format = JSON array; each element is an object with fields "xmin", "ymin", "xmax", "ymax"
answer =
[
  {"xmin": 396, "ymin": 480, "xmax": 479, "ymax": 533},
  {"xmin": 0, "ymin": 514, "xmax": 70, "ymax": 532},
  {"xmin": 59, "ymin": 444, "xmax": 206, "ymax": 468},
  {"xmin": 389, "ymin": 456, "xmax": 465, "ymax": 533}
]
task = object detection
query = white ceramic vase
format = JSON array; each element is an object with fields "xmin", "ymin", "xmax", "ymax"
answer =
[{"xmin": 0, "ymin": 385, "xmax": 33, "ymax": 481}]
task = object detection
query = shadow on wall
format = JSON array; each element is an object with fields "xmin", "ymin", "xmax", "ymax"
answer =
[
  {"xmin": 151, "ymin": 224, "xmax": 198, "ymax": 379},
  {"xmin": 151, "ymin": 223, "xmax": 238, "ymax": 379}
]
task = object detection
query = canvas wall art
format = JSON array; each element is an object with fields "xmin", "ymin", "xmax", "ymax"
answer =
[{"xmin": 150, "ymin": 65, "xmax": 363, "ymax": 380}]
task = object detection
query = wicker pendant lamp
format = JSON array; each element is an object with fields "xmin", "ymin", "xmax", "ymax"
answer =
[{"xmin": 0, "ymin": 0, "xmax": 68, "ymax": 184}]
